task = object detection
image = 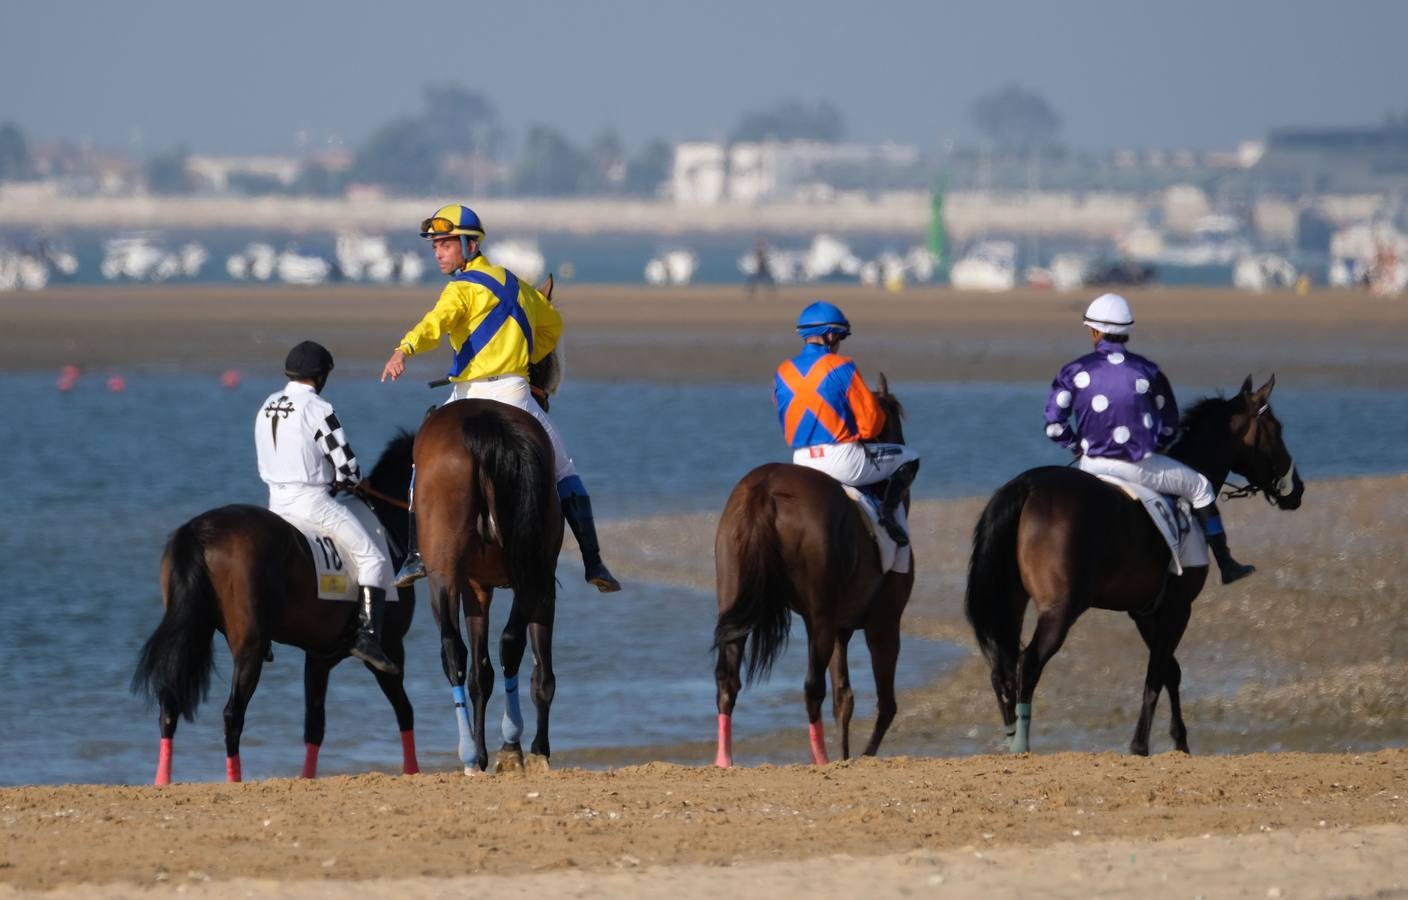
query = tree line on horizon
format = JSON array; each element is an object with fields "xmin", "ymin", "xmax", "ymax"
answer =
[{"xmin": 0, "ymin": 85, "xmax": 1063, "ymax": 198}]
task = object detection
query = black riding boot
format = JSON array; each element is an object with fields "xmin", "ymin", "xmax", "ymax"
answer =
[
  {"xmin": 350, "ymin": 586, "xmax": 401, "ymax": 675},
  {"xmin": 875, "ymin": 460, "xmax": 920, "ymax": 547},
  {"xmin": 393, "ymin": 512, "xmax": 427, "ymax": 588},
  {"xmin": 561, "ymin": 493, "xmax": 622, "ymax": 593},
  {"xmin": 1194, "ymin": 505, "xmax": 1255, "ymax": 585}
]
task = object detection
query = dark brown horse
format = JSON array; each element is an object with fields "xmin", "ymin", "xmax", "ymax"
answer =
[
  {"xmin": 966, "ymin": 376, "xmax": 1304, "ymax": 756},
  {"xmin": 713, "ymin": 377, "xmax": 914, "ymax": 766},
  {"xmin": 131, "ymin": 434, "xmax": 418, "ymax": 783},
  {"xmin": 412, "ymin": 399, "xmax": 564, "ymax": 774}
]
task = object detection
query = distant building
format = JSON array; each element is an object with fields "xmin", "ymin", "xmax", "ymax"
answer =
[
  {"xmin": 187, "ymin": 155, "xmax": 300, "ymax": 193},
  {"xmin": 670, "ymin": 140, "xmax": 921, "ymax": 205}
]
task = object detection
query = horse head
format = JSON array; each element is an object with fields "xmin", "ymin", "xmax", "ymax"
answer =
[
  {"xmin": 366, "ymin": 431, "xmax": 416, "ymax": 547},
  {"xmin": 1229, "ymin": 374, "xmax": 1303, "ymax": 510},
  {"xmin": 527, "ymin": 273, "xmax": 562, "ymax": 408},
  {"xmin": 1179, "ymin": 376, "xmax": 1303, "ymax": 510},
  {"xmin": 873, "ymin": 372, "xmax": 907, "ymax": 445}
]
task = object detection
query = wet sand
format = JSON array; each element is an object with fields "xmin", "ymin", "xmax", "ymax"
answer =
[
  {"xmin": 4, "ymin": 284, "xmax": 1407, "ymax": 387},
  {"xmin": 2, "ymin": 284, "xmax": 1405, "ymax": 896}
]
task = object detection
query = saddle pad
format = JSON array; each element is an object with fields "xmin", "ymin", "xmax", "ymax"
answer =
[
  {"xmin": 280, "ymin": 496, "xmax": 399, "ymax": 602},
  {"xmin": 841, "ymin": 485, "xmax": 912, "ymax": 575},
  {"xmin": 1093, "ymin": 475, "xmax": 1209, "ymax": 575}
]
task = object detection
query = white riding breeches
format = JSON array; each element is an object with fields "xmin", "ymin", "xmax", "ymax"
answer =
[
  {"xmin": 268, "ymin": 483, "xmax": 390, "ymax": 587},
  {"xmin": 446, "ymin": 375, "xmax": 577, "ymax": 482},
  {"xmin": 1078, "ymin": 454, "xmax": 1216, "ymax": 509},
  {"xmin": 792, "ymin": 441, "xmax": 920, "ymax": 487}
]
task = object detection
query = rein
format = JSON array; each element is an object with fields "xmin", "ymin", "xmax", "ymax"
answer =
[{"xmin": 352, "ymin": 483, "xmax": 411, "ymax": 511}]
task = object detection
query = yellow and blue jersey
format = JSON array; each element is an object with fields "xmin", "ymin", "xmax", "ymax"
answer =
[
  {"xmin": 398, "ymin": 255, "xmax": 561, "ymax": 382},
  {"xmin": 774, "ymin": 344, "xmax": 887, "ymax": 448}
]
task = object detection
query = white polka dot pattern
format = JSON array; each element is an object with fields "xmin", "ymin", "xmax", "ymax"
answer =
[
  {"xmin": 1107, "ymin": 352, "xmax": 1125, "ymax": 365},
  {"xmin": 1073, "ymin": 371, "xmax": 1091, "ymax": 389},
  {"xmin": 1046, "ymin": 423, "xmax": 1064, "ymax": 438},
  {"xmin": 1090, "ymin": 394, "xmax": 1109, "ymax": 412},
  {"xmin": 1055, "ymin": 390, "xmax": 1072, "ymax": 409},
  {"xmin": 1155, "ymin": 395, "xmax": 1166, "ymax": 410},
  {"xmin": 1112, "ymin": 426, "xmax": 1131, "ymax": 444},
  {"xmin": 1135, "ymin": 378, "xmax": 1150, "ymax": 394}
]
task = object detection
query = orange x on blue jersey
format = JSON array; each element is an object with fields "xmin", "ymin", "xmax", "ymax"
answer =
[{"xmin": 774, "ymin": 344, "xmax": 887, "ymax": 448}]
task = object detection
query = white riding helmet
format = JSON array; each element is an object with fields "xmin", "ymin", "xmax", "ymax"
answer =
[{"xmin": 1083, "ymin": 293, "xmax": 1134, "ymax": 335}]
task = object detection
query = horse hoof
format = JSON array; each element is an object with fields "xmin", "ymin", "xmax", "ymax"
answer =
[
  {"xmin": 525, "ymin": 754, "xmax": 551, "ymax": 774},
  {"xmin": 494, "ymin": 749, "xmax": 525, "ymax": 774},
  {"xmin": 464, "ymin": 764, "xmax": 486, "ymax": 777}
]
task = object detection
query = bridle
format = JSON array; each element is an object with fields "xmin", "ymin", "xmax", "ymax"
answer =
[{"xmin": 1221, "ymin": 403, "xmax": 1296, "ymax": 506}]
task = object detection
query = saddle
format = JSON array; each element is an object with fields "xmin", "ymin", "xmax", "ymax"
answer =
[
  {"xmin": 279, "ymin": 497, "xmax": 400, "ymax": 602},
  {"xmin": 841, "ymin": 485, "xmax": 911, "ymax": 575},
  {"xmin": 1093, "ymin": 475, "xmax": 1209, "ymax": 575}
]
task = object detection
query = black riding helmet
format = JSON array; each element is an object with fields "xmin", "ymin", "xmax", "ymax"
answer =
[{"xmin": 285, "ymin": 340, "xmax": 334, "ymax": 392}]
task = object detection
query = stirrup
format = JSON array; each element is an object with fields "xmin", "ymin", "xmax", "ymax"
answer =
[
  {"xmin": 350, "ymin": 637, "xmax": 401, "ymax": 676},
  {"xmin": 585, "ymin": 562, "xmax": 621, "ymax": 593},
  {"xmin": 394, "ymin": 555, "xmax": 427, "ymax": 588},
  {"xmin": 1219, "ymin": 561, "xmax": 1256, "ymax": 585}
]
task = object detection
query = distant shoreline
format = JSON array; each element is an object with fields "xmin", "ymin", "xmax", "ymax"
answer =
[{"xmin": 0, "ymin": 187, "xmax": 1146, "ymax": 239}]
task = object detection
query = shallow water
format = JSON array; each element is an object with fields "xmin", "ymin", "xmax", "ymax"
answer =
[{"xmin": 0, "ymin": 375, "xmax": 1402, "ymax": 784}]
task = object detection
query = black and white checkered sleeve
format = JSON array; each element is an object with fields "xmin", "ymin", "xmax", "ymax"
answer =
[{"xmin": 314, "ymin": 412, "xmax": 361, "ymax": 481}]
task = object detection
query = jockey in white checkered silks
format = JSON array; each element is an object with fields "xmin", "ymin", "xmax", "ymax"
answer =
[{"xmin": 254, "ymin": 341, "xmax": 400, "ymax": 673}]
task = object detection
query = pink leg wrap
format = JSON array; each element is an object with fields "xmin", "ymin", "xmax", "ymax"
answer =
[
  {"xmin": 400, "ymin": 730, "xmax": 420, "ymax": 775},
  {"xmin": 301, "ymin": 743, "xmax": 320, "ymax": 779},
  {"xmin": 226, "ymin": 755, "xmax": 242, "ymax": 783},
  {"xmin": 155, "ymin": 738, "xmax": 173, "ymax": 786},
  {"xmin": 714, "ymin": 714, "xmax": 734, "ymax": 768},
  {"xmin": 809, "ymin": 720, "xmax": 830, "ymax": 765}
]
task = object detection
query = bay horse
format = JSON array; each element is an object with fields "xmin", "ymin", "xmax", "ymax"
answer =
[
  {"xmin": 412, "ymin": 399, "xmax": 563, "ymax": 774},
  {"xmin": 966, "ymin": 376, "xmax": 1304, "ymax": 756},
  {"xmin": 131, "ymin": 433, "xmax": 418, "ymax": 783},
  {"xmin": 713, "ymin": 376, "xmax": 914, "ymax": 766}
]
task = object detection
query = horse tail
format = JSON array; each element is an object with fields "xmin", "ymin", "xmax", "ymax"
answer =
[
  {"xmin": 713, "ymin": 476, "xmax": 792, "ymax": 685},
  {"xmin": 462, "ymin": 408, "xmax": 556, "ymax": 619},
  {"xmin": 965, "ymin": 473, "xmax": 1032, "ymax": 671},
  {"xmin": 131, "ymin": 520, "xmax": 219, "ymax": 721}
]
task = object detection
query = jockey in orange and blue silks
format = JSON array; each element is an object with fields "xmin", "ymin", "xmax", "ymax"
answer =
[{"xmin": 774, "ymin": 301, "xmax": 920, "ymax": 546}]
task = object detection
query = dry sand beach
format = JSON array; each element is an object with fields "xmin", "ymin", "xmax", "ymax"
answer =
[{"xmin": 2, "ymin": 284, "xmax": 1405, "ymax": 897}]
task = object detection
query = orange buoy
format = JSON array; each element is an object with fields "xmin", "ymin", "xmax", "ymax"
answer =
[{"xmin": 220, "ymin": 369, "xmax": 242, "ymax": 389}]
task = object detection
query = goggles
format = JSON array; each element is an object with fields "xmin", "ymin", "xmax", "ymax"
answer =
[{"xmin": 421, "ymin": 216, "xmax": 466, "ymax": 236}]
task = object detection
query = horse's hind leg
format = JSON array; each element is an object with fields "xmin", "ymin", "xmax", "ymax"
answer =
[
  {"xmin": 1130, "ymin": 600, "xmax": 1192, "ymax": 756},
  {"xmin": 802, "ymin": 619, "xmax": 835, "ymax": 765},
  {"xmin": 369, "ymin": 640, "xmax": 419, "ymax": 775},
  {"xmin": 222, "ymin": 648, "xmax": 264, "ymax": 782},
  {"xmin": 713, "ymin": 635, "xmax": 744, "ymax": 767},
  {"xmin": 1012, "ymin": 607, "xmax": 1074, "ymax": 754},
  {"xmin": 156, "ymin": 699, "xmax": 180, "ymax": 785},
  {"xmin": 429, "ymin": 573, "xmax": 473, "ymax": 772},
  {"xmin": 526, "ymin": 618, "xmax": 556, "ymax": 762},
  {"xmin": 300, "ymin": 655, "xmax": 333, "ymax": 778},
  {"xmin": 829, "ymin": 630, "xmax": 855, "ymax": 760},
  {"xmin": 861, "ymin": 617, "xmax": 901, "ymax": 757},
  {"xmin": 495, "ymin": 605, "xmax": 529, "ymax": 772},
  {"xmin": 463, "ymin": 583, "xmax": 495, "ymax": 774}
]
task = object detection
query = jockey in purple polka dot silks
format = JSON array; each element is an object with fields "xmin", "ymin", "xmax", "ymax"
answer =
[
  {"xmin": 775, "ymin": 301, "xmax": 920, "ymax": 546},
  {"xmin": 1044, "ymin": 293, "xmax": 1255, "ymax": 584}
]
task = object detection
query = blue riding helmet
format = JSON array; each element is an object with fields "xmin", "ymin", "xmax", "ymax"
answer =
[
  {"xmin": 420, "ymin": 203, "xmax": 485, "ymax": 260},
  {"xmin": 796, "ymin": 301, "xmax": 851, "ymax": 339}
]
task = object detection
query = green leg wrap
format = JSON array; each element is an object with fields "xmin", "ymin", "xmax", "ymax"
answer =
[{"xmin": 1010, "ymin": 702, "xmax": 1032, "ymax": 754}]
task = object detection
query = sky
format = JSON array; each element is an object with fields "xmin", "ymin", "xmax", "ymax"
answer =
[{"xmin": 2, "ymin": 0, "xmax": 1405, "ymax": 157}]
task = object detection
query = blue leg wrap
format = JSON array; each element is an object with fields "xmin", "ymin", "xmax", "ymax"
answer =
[
  {"xmin": 452, "ymin": 684, "xmax": 474, "ymax": 766},
  {"xmin": 501, "ymin": 675, "xmax": 524, "ymax": 745},
  {"xmin": 407, "ymin": 466, "xmax": 415, "ymax": 510},
  {"xmin": 556, "ymin": 474, "xmax": 586, "ymax": 500},
  {"xmin": 1202, "ymin": 513, "xmax": 1225, "ymax": 537}
]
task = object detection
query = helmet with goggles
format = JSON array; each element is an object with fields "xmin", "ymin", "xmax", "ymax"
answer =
[{"xmin": 796, "ymin": 301, "xmax": 851, "ymax": 339}]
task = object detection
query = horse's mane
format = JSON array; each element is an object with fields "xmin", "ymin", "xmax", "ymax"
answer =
[
  {"xmin": 1178, "ymin": 395, "xmax": 1233, "ymax": 436},
  {"xmin": 877, "ymin": 391, "xmax": 906, "ymax": 422},
  {"xmin": 368, "ymin": 430, "xmax": 415, "ymax": 489}
]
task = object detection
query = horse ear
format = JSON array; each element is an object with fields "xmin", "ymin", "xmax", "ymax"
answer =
[
  {"xmin": 1250, "ymin": 373, "xmax": 1276, "ymax": 408},
  {"xmin": 1239, "ymin": 375, "xmax": 1254, "ymax": 397},
  {"xmin": 537, "ymin": 273, "xmax": 554, "ymax": 301},
  {"xmin": 877, "ymin": 372, "xmax": 890, "ymax": 396}
]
